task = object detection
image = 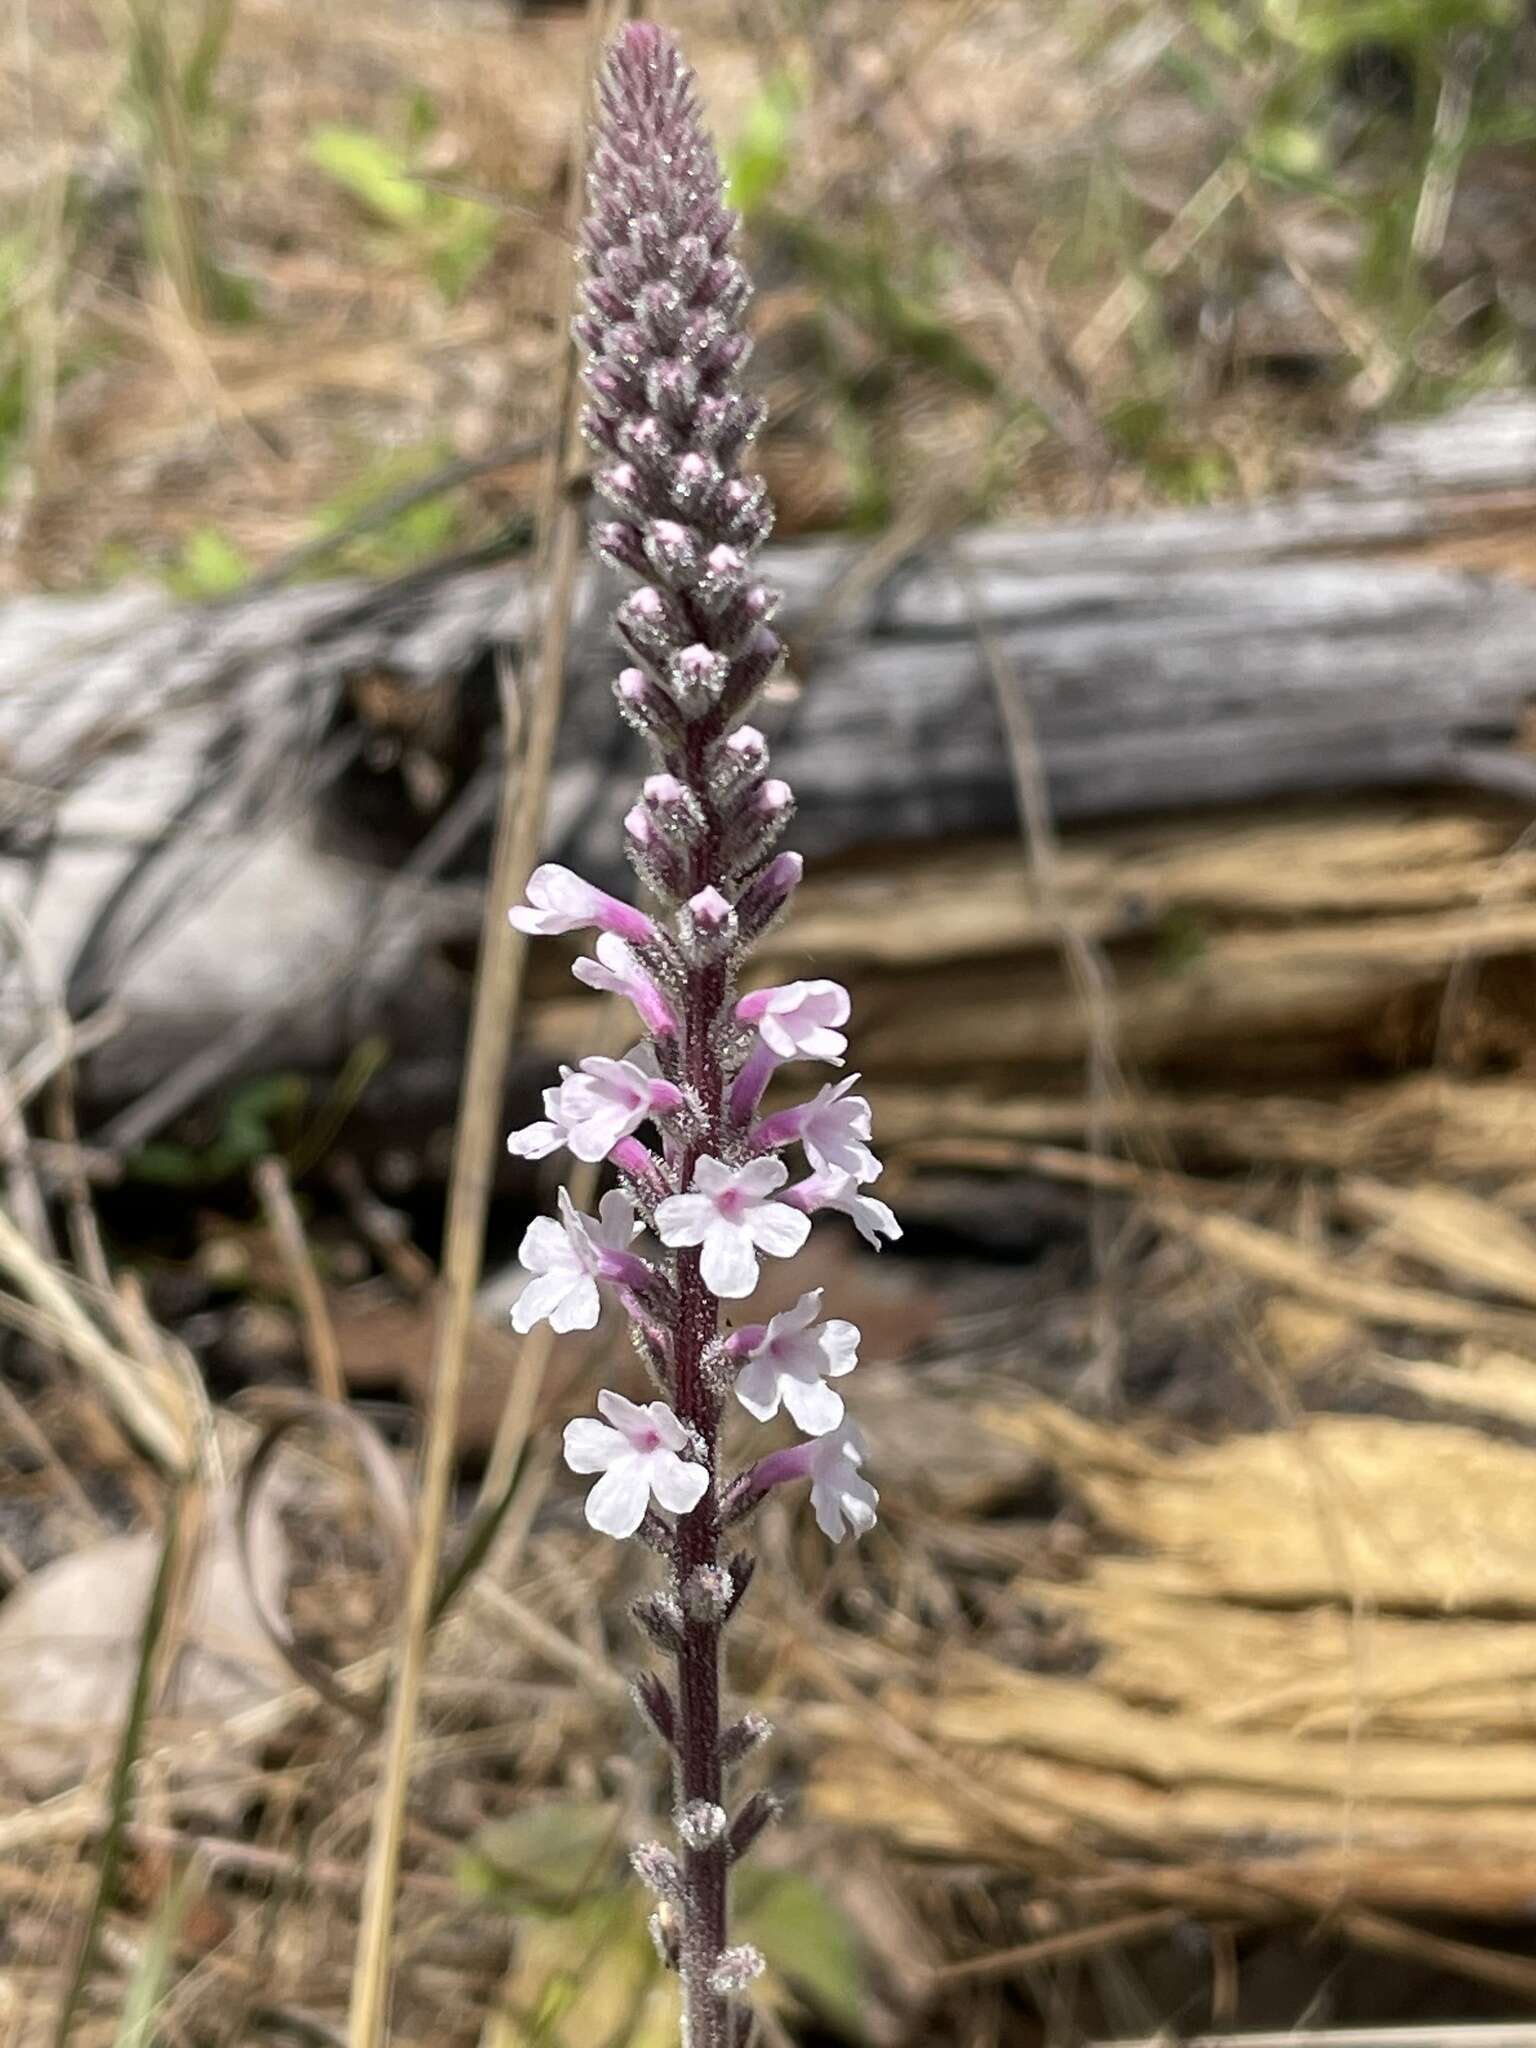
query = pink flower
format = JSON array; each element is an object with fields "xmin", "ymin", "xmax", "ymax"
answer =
[
  {"xmin": 571, "ymin": 932, "xmax": 678, "ymax": 1039},
  {"xmin": 654, "ymin": 1155, "xmax": 810, "ymax": 1298},
  {"xmin": 808, "ymin": 1424, "xmax": 879, "ymax": 1540},
  {"xmin": 508, "ymin": 1057, "xmax": 684, "ymax": 1164},
  {"xmin": 730, "ymin": 1289, "xmax": 858, "ymax": 1435},
  {"xmin": 563, "ymin": 1391, "xmax": 708, "ymax": 1538},
  {"xmin": 512, "ymin": 1188, "xmax": 646, "ymax": 1333},
  {"xmin": 754, "ymin": 1074, "xmax": 879, "ymax": 1183},
  {"xmin": 786, "ymin": 1169, "xmax": 901, "ymax": 1250},
  {"xmin": 741, "ymin": 1421, "xmax": 878, "ymax": 1541},
  {"xmin": 736, "ymin": 981, "xmax": 849, "ymax": 1064},
  {"xmin": 511, "ymin": 863, "xmax": 655, "ymax": 944},
  {"xmin": 729, "ymin": 980, "xmax": 851, "ymax": 1122}
]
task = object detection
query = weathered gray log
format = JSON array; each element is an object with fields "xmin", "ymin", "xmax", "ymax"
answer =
[{"xmin": 5, "ymin": 392, "xmax": 1536, "ymax": 1122}]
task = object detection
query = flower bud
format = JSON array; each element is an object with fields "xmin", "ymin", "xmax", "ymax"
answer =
[
  {"xmin": 709, "ymin": 1945, "xmax": 765, "ymax": 1996},
  {"xmin": 676, "ymin": 1799, "xmax": 728, "ymax": 1850},
  {"xmin": 632, "ymin": 1670, "xmax": 677, "ymax": 1746},
  {"xmin": 632, "ymin": 1840, "xmax": 685, "ymax": 1901},
  {"xmin": 719, "ymin": 1710, "xmax": 772, "ymax": 1769},
  {"xmin": 727, "ymin": 1791, "xmax": 781, "ymax": 1862},
  {"xmin": 666, "ymin": 642, "xmax": 728, "ymax": 714},
  {"xmin": 680, "ymin": 886, "xmax": 737, "ymax": 962},
  {"xmin": 593, "ymin": 520, "xmax": 648, "ymax": 577},
  {"xmin": 736, "ymin": 852, "xmax": 801, "ymax": 941}
]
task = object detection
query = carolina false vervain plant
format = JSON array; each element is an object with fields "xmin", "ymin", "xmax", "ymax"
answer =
[{"xmin": 507, "ymin": 26, "xmax": 899, "ymax": 2047}]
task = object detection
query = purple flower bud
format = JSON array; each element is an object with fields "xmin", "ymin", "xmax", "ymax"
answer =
[
  {"xmin": 736, "ymin": 851, "xmax": 801, "ymax": 941},
  {"xmin": 666, "ymin": 641, "xmax": 728, "ymax": 714},
  {"xmin": 594, "ymin": 520, "xmax": 648, "ymax": 576},
  {"xmin": 687, "ymin": 886, "xmax": 732, "ymax": 932}
]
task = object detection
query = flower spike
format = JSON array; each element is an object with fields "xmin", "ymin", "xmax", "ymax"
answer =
[{"xmin": 504, "ymin": 25, "xmax": 895, "ymax": 2043}]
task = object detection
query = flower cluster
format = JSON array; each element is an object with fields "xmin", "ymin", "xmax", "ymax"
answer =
[{"xmin": 504, "ymin": 26, "xmax": 898, "ymax": 2046}]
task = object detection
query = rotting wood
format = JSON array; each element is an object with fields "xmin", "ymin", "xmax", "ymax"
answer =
[{"xmin": 7, "ymin": 395, "xmax": 1536, "ymax": 1126}]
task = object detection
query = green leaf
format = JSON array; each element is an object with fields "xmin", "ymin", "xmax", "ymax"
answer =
[
  {"xmin": 166, "ymin": 524, "xmax": 249, "ymax": 598},
  {"xmin": 738, "ymin": 1868, "xmax": 867, "ymax": 2039},
  {"xmin": 724, "ymin": 72, "xmax": 799, "ymax": 217},
  {"xmin": 308, "ymin": 125, "xmax": 429, "ymax": 230},
  {"xmin": 458, "ymin": 1801, "xmax": 628, "ymax": 1916}
]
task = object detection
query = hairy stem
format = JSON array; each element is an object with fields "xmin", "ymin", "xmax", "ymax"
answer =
[{"xmin": 671, "ymin": 749, "xmax": 731, "ymax": 2042}]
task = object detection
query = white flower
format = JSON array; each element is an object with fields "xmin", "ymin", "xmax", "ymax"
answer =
[
  {"xmin": 654, "ymin": 1155, "xmax": 810, "ymax": 1299},
  {"xmin": 563, "ymin": 1391, "xmax": 708, "ymax": 1538},
  {"xmin": 510, "ymin": 864, "xmax": 652, "ymax": 943},
  {"xmin": 507, "ymin": 1057, "xmax": 680, "ymax": 1165},
  {"xmin": 734, "ymin": 1289, "xmax": 858, "ymax": 1435},
  {"xmin": 737, "ymin": 981, "xmax": 850, "ymax": 1064},
  {"xmin": 512, "ymin": 1188, "xmax": 641, "ymax": 1333},
  {"xmin": 809, "ymin": 1424, "xmax": 879, "ymax": 1541},
  {"xmin": 795, "ymin": 1074, "xmax": 880, "ymax": 1183},
  {"xmin": 817, "ymin": 1171, "xmax": 902, "ymax": 1249}
]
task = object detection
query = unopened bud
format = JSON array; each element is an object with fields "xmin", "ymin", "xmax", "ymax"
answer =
[
  {"xmin": 632, "ymin": 1670, "xmax": 677, "ymax": 1746},
  {"xmin": 682, "ymin": 1562, "xmax": 733, "ymax": 1623},
  {"xmin": 632, "ymin": 1591, "xmax": 684, "ymax": 1652},
  {"xmin": 632, "ymin": 1839, "xmax": 685, "ymax": 1901},
  {"xmin": 736, "ymin": 852, "xmax": 801, "ymax": 940},
  {"xmin": 667, "ymin": 642, "xmax": 728, "ymax": 714},
  {"xmin": 676, "ymin": 1799, "xmax": 728, "ymax": 1851},
  {"xmin": 719, "ymin": 1711, "xmax": 772, "ymax": 1769},
  {"xmin": 681, "ymin": 886, "xmax": 737, "ymax": 961},
  {"xmin": 727, "ymin": 1791, "xmax": 782, "ymax": 1862},
  {"xmin": 709, "ymin": 1945, "xmax": 765, "ymax": 1996}
]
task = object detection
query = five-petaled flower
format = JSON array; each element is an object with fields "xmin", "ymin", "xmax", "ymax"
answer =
[
  {"xmin": 755, "ymin": 1073, "xmax": 879, "ymax": 1184},
  {"xmin": 730, "ymin": 980, "xmax": 852, "ymax": 1122},
  {"xmin": 655, "ymin": 1155, "xmax": 810, "ymax": 1299},
  {"xmin": 513, "ymin": 1187, "xmax": 646, "ymax": 1333},
  {"xmin": 737, "ymin": 980, "xmax": 849, "ymax": 1062},
  {"xmin": 508, "ymin": 1056, "xmax": 684, "ymax": 1164},
  {"xmin": 730, "ymin": 1289, "xmax": 858, "ymax": 1435},
  {"xmin": 563, "ymin": 1391, "xmax": 708, "ymax": 1538}
]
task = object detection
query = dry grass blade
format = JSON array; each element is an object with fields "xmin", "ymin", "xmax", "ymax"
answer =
[
  {"xmin": 254, "ymin": 1156, "xmax": 346, "ymax": 1406},
  {"xmin": 0, "ymin": 1206, "xmax": 189, "ymax": 1473},
  {"xmin": 52, "ymin": 1489, "xmax": 191, "ymax": 2048},
  {"xmin": 345, "ymin": 7, "xmax": 631, "ymax": 2042}
]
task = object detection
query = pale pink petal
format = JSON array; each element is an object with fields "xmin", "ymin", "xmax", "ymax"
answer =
[
  {"xmin": 733, "ymin": 1356, "xmax": 783, "ymax": 1422},
  {"xmin": 655, "ymin": 1193, "xmax": 714, "ymax": 1248},
  {"xmin": 691, "ymin": 1156, "xmax": 736, "ymax": 1197},
  {"xmin": 735, "ymin": 1155, "xmax": 789, "ymax": 1198},
  {"xmin": 517, "ymin": 1214, "xmax": 573, "ymax": 1277},
  {"xmin": 507, "ymin": 1120, "xmax": 562, "ymax": 1160},
  {"xmin": 746, "ymin": 1202, "xmax": 811, "ymax": 1260},
  {"xmin": 773, "ymin": 1290, "xmax": 823, "ymax": 1339},
  {"xmin": 547, "ymin": 1274, "xmax": 602, "ymax": 1333},
  {"xmin": 596, "ymin": 1389, "xmax": 654, "ymax": 1441},
  {"xmin": 700, "ymin": 1220, "xmax": 760, "ymax": 1299},
  {"xmin": 585, "ymin": 1457, "xmax": 652, "ymax": 1538},
  {"xmin": 647, "ymin": 1448, "xmax": 709, "ymax": 1516},
  {"xmin": 593, "ymin": 1188, "xmax": 641, "ymax": 1252},
  {"xmin": 512, "ymin": 1271, "xmax": 576, "ymax": 1334},
  {"xmin": 562, "ymin": 1418, "xmax": 627, "ymax": 1473},
  {"xmin": 821, "ymin": 1319, "xmax": 860, "ymax": 1376},
  {"xmin": 780, "ymin": 1375, "xmax": 845, "ymax": 1437},
  {"xmin": 642, "ymin": 1400, "xmax": 690, "ymax": 1454}
]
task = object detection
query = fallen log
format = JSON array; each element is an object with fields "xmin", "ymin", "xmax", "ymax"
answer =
[{"xmin": 5, "ymin": 392, "xmax": 1536, "ymax": 1134}]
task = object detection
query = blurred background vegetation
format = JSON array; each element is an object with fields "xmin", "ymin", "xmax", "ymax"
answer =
[{"xmin": 4, "ymin": 0, "xmax": 1536, "ymax": 594}]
